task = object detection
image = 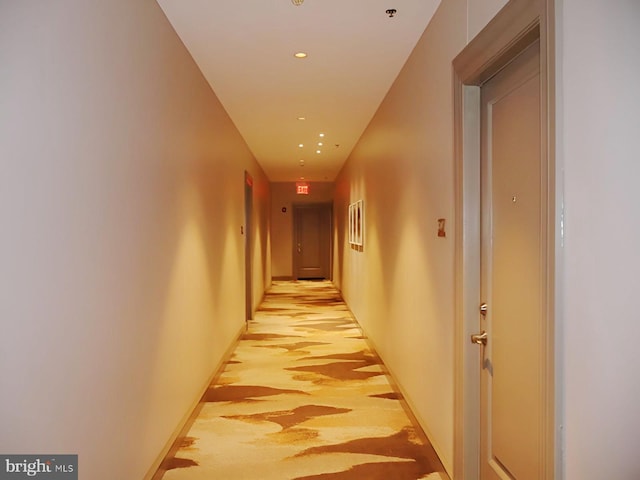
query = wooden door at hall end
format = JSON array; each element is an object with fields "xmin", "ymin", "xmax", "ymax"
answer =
[{"xmin": 293, "ymin": 204, "xmax": 331, "ymax": 280}]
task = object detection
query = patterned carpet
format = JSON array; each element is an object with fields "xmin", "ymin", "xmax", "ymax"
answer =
[{"xmin": 155, "ymin": 281, "xmax": 449, "ymax": 480}]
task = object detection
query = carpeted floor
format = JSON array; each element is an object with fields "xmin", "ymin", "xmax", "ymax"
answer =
[{"xmin": 155, "ymin": 280, "xmax": 449, "ymax": 480}]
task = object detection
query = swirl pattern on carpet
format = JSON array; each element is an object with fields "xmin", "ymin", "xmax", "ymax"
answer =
[{"xmin": 157, "ymin": 281, "xmax": 449, "ymax": 480}]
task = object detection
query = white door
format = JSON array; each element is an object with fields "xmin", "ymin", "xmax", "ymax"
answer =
[{"xmin": 476, "ymin": 39, "xmax": 546, "ymax": 479}]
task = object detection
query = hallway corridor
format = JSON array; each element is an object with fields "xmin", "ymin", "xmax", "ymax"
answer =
[{"xmin": 155, "ymin": 281, "xmax": 448, "ymax": 480}]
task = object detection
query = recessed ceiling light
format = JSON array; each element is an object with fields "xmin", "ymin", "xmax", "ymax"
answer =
[
  {"xmin": 316, "ymin": 150, "xmax": 321, "ymax": 154},
  {"xmin": 297, "ymin": 116, "xmax": 306, "ymax": 121},
  {"xmin": 318, "ymin": 142, "xmax": 323, "ymax": 146},
  {"xmin": 319, "ymin": 133, "xmax": 325, "ymax": 137},
  {"xmin": 294, "ymin": 52, "xmax": 308, "ymax": 59},
  {"xmin": 298, "ymin": 144, "xmax": 304, "ymax": 148}
]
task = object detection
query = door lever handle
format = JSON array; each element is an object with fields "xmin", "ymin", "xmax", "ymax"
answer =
[{"xmin": 471, "ymin": 331, "xmax": 488, "ymax": 346}]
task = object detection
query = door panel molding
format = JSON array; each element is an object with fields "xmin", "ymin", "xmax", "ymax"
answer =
[{"xmin": 453, "ymin": 1, "xmax": 556, "ymax": 479}]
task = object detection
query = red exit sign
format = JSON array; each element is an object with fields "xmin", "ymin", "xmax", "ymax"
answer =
[{"xmin": 296, "ymin": 182, "xmax": 309, "ymax": 195}]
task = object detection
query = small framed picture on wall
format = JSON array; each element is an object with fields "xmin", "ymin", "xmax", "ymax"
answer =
[
  {"xmin": 347, "ymin": 200, "xmax": 364, "ymax": 247},
  {"xmin": 354, "ymin": 200, "xmax": 364, "ymax": 246}
]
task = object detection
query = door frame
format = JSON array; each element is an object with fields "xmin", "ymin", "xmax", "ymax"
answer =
[
  {"xmin": 452, "ymin": 1, "xmax": 558, "ymax": 478},
  {"xmin": 292, "ymin": 202, "xmax": 333, "ymax": 280},
  {"xmin": 244, "ymin": 171, "xmax": 253, "ymax": 322}
]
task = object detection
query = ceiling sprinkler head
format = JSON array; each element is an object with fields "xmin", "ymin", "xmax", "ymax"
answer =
[{"xmin": 386, "ymin": 8, "xmax": 397, "ymax": 18}]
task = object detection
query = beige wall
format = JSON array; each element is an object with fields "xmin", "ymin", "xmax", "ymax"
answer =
[
  {"xmin": 335, "ymin": 0, "xmax": 640, "ymax": 477},
  {"xmin": 333, "ymin": 0, "xmax": 506, "ymax": 474},
  {"xmin": 466, "ymin": 0, "xmax": 507, "ymax": 41},
  {"xmin": 559, "ymin": 1, "xmax": 640, "ymax": 478},
  {"xmin": 0, "ymin": 1, "xmax": 269, "ymax": 479},
  {"xmin": 271, "ymin": 182, "xmax": 334, "ymax": 278}
]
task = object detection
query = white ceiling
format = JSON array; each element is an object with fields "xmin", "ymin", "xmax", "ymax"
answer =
[{"xmin": 156, "ymin": 0, "xmax": 441, "ymax": 182}]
